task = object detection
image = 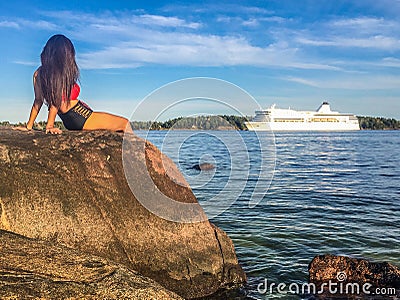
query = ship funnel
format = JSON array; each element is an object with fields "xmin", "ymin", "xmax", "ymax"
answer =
[{"xmin": 317, "ymin": 101, "xmax": 332, "ymax": 113}]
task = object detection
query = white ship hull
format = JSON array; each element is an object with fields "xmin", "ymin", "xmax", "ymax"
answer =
[
  {"xmin": 246, "ymin": 102, "xmax": 360, "ymax": 131},
  {"xmin": 245, "ymin": 121, "xmax": 360, "ymax": 131}
]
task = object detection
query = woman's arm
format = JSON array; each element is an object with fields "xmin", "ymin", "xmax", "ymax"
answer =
[
  {"xmin": 13, "ymin": 98, "xmax": 43, "ymax": 131},
  {"xmin": 45, "ymin": 105, "xmax": 62, "ymax": 134},
  {"xmin": 26, "ymin": 98, "xmax": 43, "ymax": 130},
  {"xmin": 14, "ymin": 71, "xmax": 43, "ymax": 131}
]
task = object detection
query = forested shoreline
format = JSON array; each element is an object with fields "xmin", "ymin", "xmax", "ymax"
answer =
[
  {"xmin": 357, "ymin": 116, "xmax": 400, "ymax": 130},
  {"xmin": 132, "ymin": 115, "xmax": 400, "ymax": 130},
  {"xmin": 1, "ymin": 115, "xmax": 399, "ymax": 130}
]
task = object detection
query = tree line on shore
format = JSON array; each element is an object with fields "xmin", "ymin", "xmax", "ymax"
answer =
[
  {"xmin": 130, "ymin": 115, "xmax": 248, "ymax": 130},
  {"xmin": 131, "ymin": 115, "xmax": 400, "ymax": 130},
  {"xmin": 1, "ymin": 115, "xmax": 399, "ymax": 130},
  {"xmin": 357, "ymin": 116, "xmax": 400, "ymax": 130}
]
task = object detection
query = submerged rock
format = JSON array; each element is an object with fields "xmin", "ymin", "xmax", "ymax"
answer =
[
  {"xmin": 0, "ymin": 128, "xmax": 246, "ymax": 299},
  {"xmin": 192, "ymin": 163, "xmax": 216, "ymax": 171},
  {"xmin": 309, "ymin": 254, "xmax": 400, "ymax": 298},
  {"xmin": 0, "ymin": 229, "xmax": 182, "ymax": 299}
]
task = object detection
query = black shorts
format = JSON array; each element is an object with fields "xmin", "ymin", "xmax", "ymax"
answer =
[{"xmin": 58, "ymin": 101, "xmax": 93, "ymax": 130}]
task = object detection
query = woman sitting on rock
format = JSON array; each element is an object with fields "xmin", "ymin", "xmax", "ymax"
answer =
[{"xmin": 16, "ymin": 34, "xmax": 131, "ymax": 134}]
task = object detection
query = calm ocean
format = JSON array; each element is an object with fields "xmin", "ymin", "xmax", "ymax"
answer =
[{"xmin": 136, "ymin": 130, "xmax": 400, "ymax": 299}]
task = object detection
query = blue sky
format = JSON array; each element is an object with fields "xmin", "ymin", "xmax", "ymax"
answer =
[{"xmin": 1, "ymin": 0, "xmax": 400, "ymax": 122}]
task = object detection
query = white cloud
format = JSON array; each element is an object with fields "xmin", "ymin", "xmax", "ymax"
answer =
[
  {"xmin": 241, "ymin": 16, "xmax": 287, "ymax": 27},
  {"xmin": 162, "ymin": 4, "xmax": 274, "ymax": 15},
  {"xmin": 13, "ymin": 60, "xmax": 38, "ymax": 66},
  {"xmin": 40, "ymin": 10, "xmax": 201, "ymax": 29},
  {"xmin": 20, "ymin": 19, "xmax": 58, "ymax": 30},
  {"xmin": 261, "ymin": 16, "xmax": 287, "ymax": 23},
  {"xmin": 297, "ymin": 35, "xmax": 400, "ymax": 50},
  {"xmin": 381, "ymin": 57, "xmax": 400, "ymax": 67},
  {"xmin": 0, "ymin": 19, "xmax": 57, "ymax": 31},
  {"xmin": 282, "ymin": 75, "xmax": 400, "ymax": 90},
  {"xmin": 216, "ymin": 16, "xmax": 231, "ymax": 23},
  {"xmin": 0, "ymin": 21, "xmax": 20, "ymax": 29},
  {"xmin": 293, "ymin": 16, "xmax": 400, "ymax": 51},
  {"xmin": 132, "ymin": 14, "xmax": 201, "ymax": 29},
  {"xmin": 78, "ymin": 30, "xmax": 338, "ymax": 70},
  {"xmin": 328, "ymin": 17, "xmax": 400, "ymax": 37},
  {"xmin": 239, "ymin": 6, "xmax": 273, "ymax": 14},
  {"xmin": 283, "ymin": 76, "xmax": 320, "ymax": 87},
  {"xmin": 330, "ymin": 17, "xmax": 392, "ymax": 28},
  {"xmin": 242, "ymin": 18, "xmax": 259, "ymax": 27},
  {"xmin": 218, "ymin": 15, "xmax": 287, "ymax": 27}
]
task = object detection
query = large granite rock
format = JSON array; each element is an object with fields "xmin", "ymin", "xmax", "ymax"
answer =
[
  {"xmin": 0, "ymin": 229, "xmax": 182, "ymax": 299},
  {"xmin": 0, "ymin": 128, "xmax": 246, "ymax": 299},
  {"xmin": 309, "ymin": 254, "xmax": 400, "ymax": 298}
]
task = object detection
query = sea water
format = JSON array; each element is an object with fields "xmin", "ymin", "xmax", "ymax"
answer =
[{"xmin": 136, "ymin": 130, "xmax": 400, "ymax": 299}]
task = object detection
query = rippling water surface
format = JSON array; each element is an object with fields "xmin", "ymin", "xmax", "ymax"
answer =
[{"xmin": 137, "ymin": 130, "xmax": 400, "ymax": 299}]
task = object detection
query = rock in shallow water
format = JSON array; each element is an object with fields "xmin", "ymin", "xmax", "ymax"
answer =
[
  {"xmin": 0, "ymin": 128, "xmax": 246, "ymax": 299},
  {"xmin": 192, "ymin": 163, "xmax": 216, "ymax": 171},
  {"xmin": 309, "ymin": 254, "xmax": 400, "ymax": 298}
]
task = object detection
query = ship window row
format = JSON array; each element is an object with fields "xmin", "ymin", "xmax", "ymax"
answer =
[
  {"xmin": 310, "ymin": 118, "xmax": 340, "ymax": 122},
  {"xmin": 272, "ymin": 118, "xmax": 344, "ymax": 123},
  {"xmin": 273, "ymin": 118, "xmax": 304, "ymax": 122}
]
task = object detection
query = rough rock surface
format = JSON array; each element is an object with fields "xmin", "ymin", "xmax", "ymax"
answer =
[
  {"xmin": 309, "ymin": 254, "xmax": 400, "ymax": 298},
  {"xmin": 0, "ymin": 229, "xmax": 182, "ymax": 299},
  {"xmin": 0, "ymin": 128, "xmax": 246, "ymax": 299}
]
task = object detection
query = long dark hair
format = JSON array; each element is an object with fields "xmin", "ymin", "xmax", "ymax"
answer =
[{"xmin": 39, "ymin": 34, "xmax": 79, "ymax": 109}]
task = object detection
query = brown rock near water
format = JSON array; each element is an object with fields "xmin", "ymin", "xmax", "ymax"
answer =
[
  {"xmin": 309, "ymin": 254, "xmax": 400, "ymax": 298},
  {"xmin": 193, "ymin": 163, "xmax": 216, "ymax": 171},
  {"xmin": 0, "ymin": 127, "xmax": 246, "ymax": 299},
  {"xmin": 0, "ymin": 229, "xmax": 183, "ymax": 299}
]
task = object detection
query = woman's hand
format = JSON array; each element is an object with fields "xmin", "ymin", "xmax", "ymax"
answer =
[
  {"xmin": 12, "ymin": 126, "xmax": 31, "ymax": 131},
  {"xmin": 45, "ymin": 127, "xmax": 62, "ymax": 134}
]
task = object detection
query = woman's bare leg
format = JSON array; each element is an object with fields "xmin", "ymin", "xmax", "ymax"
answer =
[{"xmin": 83, "ymin": 112, "xmax": 132, "ymax": 132}]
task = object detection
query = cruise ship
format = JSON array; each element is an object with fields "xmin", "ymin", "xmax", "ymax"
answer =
[{"xmin": 245, "ymin": 102, "xmax": 360, "ymax": 131}]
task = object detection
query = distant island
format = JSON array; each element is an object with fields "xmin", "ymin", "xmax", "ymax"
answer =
[{"xmin": 1, "ymin": 115, "xmax": 399, "ymax": 131}]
